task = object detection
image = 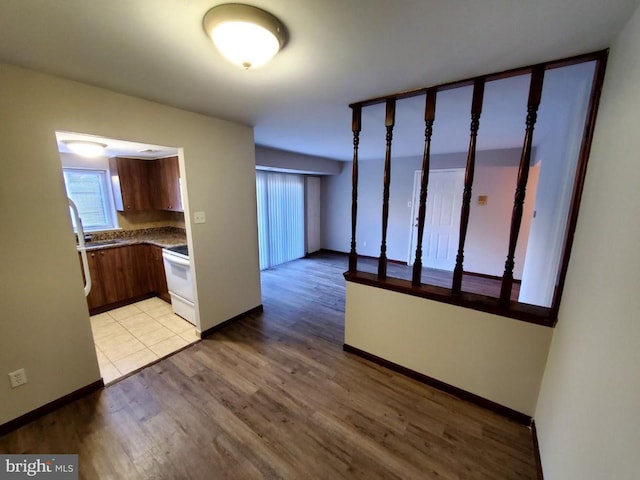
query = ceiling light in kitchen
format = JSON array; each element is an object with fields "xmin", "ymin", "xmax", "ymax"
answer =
[
  {"xmin": 203, "ymin": 3, "xmax": 288, "ymax": 69},
  {"xmin": 63, "ymin": 140, "xmax": 107, "ymax": 157}
]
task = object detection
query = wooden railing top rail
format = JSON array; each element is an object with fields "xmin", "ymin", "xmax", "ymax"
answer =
[{"xmin": 349, "ymin": 50, "xmax": 607, "ymax": 109}]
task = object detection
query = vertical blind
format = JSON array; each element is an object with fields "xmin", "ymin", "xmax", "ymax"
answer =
[{"xmin": 256, "ymin": 171, "xmax": 305, "ymax": 270}]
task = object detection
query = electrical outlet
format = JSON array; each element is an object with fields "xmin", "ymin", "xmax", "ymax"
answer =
[
  {"xmin": 194, "ymin": 211, "xmax": 206, "ymax": 224},
  {"xmin": 9, "ymin": 368, "xmax": 27, "ymax": 388}
]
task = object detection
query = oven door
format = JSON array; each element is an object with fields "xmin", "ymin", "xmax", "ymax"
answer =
[{"xmin": 162, "ymin": 251, "xmax": 194, "ymax": 303}]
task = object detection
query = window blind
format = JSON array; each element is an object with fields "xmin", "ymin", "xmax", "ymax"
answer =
[
  {"xmin": 63, "ymin": 168, "xmax": 116, "ymax": 231},
  {"xmin": 256, "ymin": 171, "xmax": 305, "ymax": 270}
]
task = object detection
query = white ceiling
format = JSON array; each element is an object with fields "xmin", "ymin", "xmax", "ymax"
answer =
[
  {"xmin": 1, "ymin": 0, "xmax": 637, "ymax": 161},
  {"xmin": 55, "ymin": 131, "xmax": 179, "ymax": 159}
]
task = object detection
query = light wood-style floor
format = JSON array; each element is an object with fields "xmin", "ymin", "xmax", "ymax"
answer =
[{"xmin": 0, "ymin": 252, "xmax": 537, "ymax": 479}]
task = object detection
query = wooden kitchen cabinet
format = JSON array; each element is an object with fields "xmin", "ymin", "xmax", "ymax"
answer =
[
  {"xmin": 110, "ymin": 156, "xmax": 182, "ymax": 212},
  {"xmin": 155, "ymin": 156, "xmax": 182, "ymax": 212},
  {"xmin": 82, "ymin": 244, "xmax": 153, "ymax": 314},
  {"xmin": 81, "ymin": 252, "xmax": 105, "ymax": 311},
  {"xmin": 147, "ymin": 244, "xmax": 170, "ymax": 302},
  {"xmin": 109, "ymin": 157, "xmax": 154, "ymax": 211}
]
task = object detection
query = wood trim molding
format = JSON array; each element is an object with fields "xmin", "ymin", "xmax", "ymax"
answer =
[
  {"xmin": 0, "ymin": 379, "xmax": 104, "ymax": 436},
  {"xmin": 345, "ymin": 271, "xmax": 553, "ymax": 326},
  {"xmin": 88, "ymin": 292, "xmax": 155, "ymax": 316},
  {"xmin": 350, "ymin": 50, "xmax": 607, "ymax": 108},
  {"xmin": 200, "ymin": 304, "xmax": 264, "ymax": 338},
  {"xmin": 531, "ymin": 420, "xmax": 545, "ymax": 479},
  {"xmin": 343, "ymin": 343, "xmax": 532, "ymax": 425}
]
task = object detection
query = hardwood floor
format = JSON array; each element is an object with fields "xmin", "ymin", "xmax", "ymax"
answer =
[
  {"xmin": 353, "ymin": 254, "xmax": 521, "ymax": 301},
  {"xmin": 0, "ymin": 252, "xmax": 537, "ymax": 479}
]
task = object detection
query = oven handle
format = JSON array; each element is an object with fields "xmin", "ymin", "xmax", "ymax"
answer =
[{"xmin": 162, "ymin": 251, "xmax": 191, "ymax": 267}]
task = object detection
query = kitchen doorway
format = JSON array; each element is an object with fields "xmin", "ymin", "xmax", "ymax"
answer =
[{"xmin": 57, "ymin": 131, "xmax": 199, "ymax": 384}]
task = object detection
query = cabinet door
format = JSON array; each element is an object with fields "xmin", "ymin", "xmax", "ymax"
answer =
[
  {"xmin": 110, "ymin": 157, "xmax": 154, "ymax": 211},
  {"xmin": 156, "ymin": 156, "xmax": 182, "ymax": 211},
  {"xmin": 83, "ymin": 252, "xmax": 106, "ymax": 310},
  {"xmin": 129, "ymin": 244, "xmax": 152, "ymax": 298},
  {"xmin": 147, "ymin": 245, "xmax": 170, "ymax": 302},
  {"xmin": 99, "ymin": 247, "xmax": 134, "ymax": 305}
]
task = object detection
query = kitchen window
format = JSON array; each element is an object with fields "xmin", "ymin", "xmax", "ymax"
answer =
[{"xmin": 63, "ymin": 168, "xmax": 118, "ymax": 232}]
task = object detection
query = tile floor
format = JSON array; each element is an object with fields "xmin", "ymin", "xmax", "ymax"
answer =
[{"xmin": 90, "ymin": 297, "xmax": 199, "ymax": 384}]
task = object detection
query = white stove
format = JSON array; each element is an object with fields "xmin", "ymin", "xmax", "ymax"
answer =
[{"xmin": 162, "ymin": 245, "xmax": 196, "ymax": 325}]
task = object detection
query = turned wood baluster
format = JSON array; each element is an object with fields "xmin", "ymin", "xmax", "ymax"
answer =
[
  {"xmin": 377, "ymin": 98, "xmax": 396, "ymax": 280},
  {"xmin": 500, "ymin": 66, "xmax": 545, "ymax": 305},
  {"xmin": 452, "ymin": 78, "xmax": 485, "ymax": 294},
  {"xmin": 349, "ymin": 105, "xmax": 362, "ymax": 273},
  {"xmin": 412, "ymin": 89, "xmax": 437, "ymax": 286}
]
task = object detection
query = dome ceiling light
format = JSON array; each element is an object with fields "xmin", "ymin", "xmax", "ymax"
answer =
[
  {"xmin": 203, "ymin": 3, "xmax": 288, "ymax": 70},
  {"xmin": 63, "ymin": 140, "xmax": 107, "ymax": 157}
]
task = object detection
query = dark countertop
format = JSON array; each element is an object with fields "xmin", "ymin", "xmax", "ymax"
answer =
[{"xmin": 82, "ymin": 227, "xmax": 187, "ymax": 251}]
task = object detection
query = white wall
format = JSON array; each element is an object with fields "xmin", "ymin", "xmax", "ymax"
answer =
[
  {"xmin": 0, "ymin": 64, "xmax": 261, "ymax": 426},
  {"xmin": 305, "ymin": 176, "xmax": 321, "ymax": 254},
  {"xmin": 321, "ymin": 148, "xmax": 536, "ymax": 278},
  {"xmin": 464, "ymin": 164, "xmax": 539, "ymax": 278},
  {"xmin": 519, "ymin": 62, "xmax": 595, "ymax": 307},
  {"xmin": 345, "ymin": 283, "xmax": 553, "ymax": 415},
  {"xmin": 534, "ymin": 5, "xmax": 640, "ymax": 479},
  {"xmin": 256, "ymin": 145, "xmax": 342, "ymax": 175}
]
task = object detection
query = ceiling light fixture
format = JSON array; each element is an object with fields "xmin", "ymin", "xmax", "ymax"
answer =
[
  {"xmin": 63, "ymin": 140, "xmax": 107, "ymax": 158},
  {"xmin": 203, "ymin": 3, "xmax": 288, "ymax": 70}
]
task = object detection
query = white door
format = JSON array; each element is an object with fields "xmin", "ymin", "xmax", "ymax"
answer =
[{"xmin": 408, "ymin": 169, "xmax": 464, "ymax": 270}]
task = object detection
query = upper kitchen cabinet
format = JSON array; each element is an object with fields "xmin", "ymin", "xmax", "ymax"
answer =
[
  {"xmin": 155, "ymin": 156, "xmax": 183, "ymax": 212},
  {"xmin": 109, "ymin": 157, "xmax": 154, "ymax": 211},
  {"xmin": 109, "ymin": 156, "xmax": 183, "ymax": 212}
]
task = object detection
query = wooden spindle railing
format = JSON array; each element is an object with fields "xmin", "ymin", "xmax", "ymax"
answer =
[
  {"xmin": 412, "ymin": 88, "xmax": 437, "ymax": 286},
  {"xmin": 349, "ymin": 105, "xmax": 362, "ymax": 273},
  {"xmin": 452, "ymin": 78, "xmax": 485, "ymax": 294},
  {"xmin": 377, "ymin": 98, "xmax": 396, "ymax": 280},
  {"xmin": 499, "ymin": 66, "xmax": 545, "ymax": 305}
]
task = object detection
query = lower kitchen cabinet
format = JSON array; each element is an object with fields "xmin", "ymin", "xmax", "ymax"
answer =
[
  {"xmin": 82, "ymin": 244, "xmax": 166, "ymax": 314},
  {"xmin": 147, "ymin": 244, "xmax": 170, "ymax": 303}
]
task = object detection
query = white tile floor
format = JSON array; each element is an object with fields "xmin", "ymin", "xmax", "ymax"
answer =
[{"xmin": 90, "ymin": 297, "xmax": 199, "ymax": 384}]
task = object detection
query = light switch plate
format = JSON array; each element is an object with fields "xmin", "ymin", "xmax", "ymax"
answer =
[{"xmin": 194, "ymin": 211, "xmax": 206, "ymax": 224}]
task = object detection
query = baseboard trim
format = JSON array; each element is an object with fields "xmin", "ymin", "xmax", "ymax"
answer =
[
  {"xmin": 201, "ymin": 304, "xmax": 264, "ymax": 338},
  {"xmin": 89, "ymin": 293, "xmax": 155, "ymax": 316},
  {"xmin": 0, "ymin": 379, "xmax": 104, "ymax": 437},
  {"xmin": 343, "ymin": 343, "xmax": 532, "ymax": 426},
  {"xmin": 531, "ymin": 420, "xmax": 544, "ymax": 479}
]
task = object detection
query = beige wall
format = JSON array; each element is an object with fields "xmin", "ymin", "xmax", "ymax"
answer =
[
  {"xmin": 0, "ymin": 63, "xmax": 261, "ymax": 425},
  {"xmin": 345, "ymin": 283, "xmax": 553, "ymax": 416},
  {"xmin": 534, "ymin": 4, "xmax": 640, "ymax": 478}
]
